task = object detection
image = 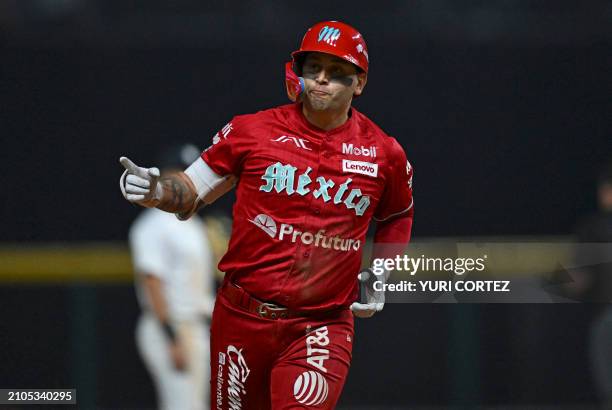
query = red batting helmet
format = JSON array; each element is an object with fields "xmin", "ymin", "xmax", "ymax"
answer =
[{"xmin": 285, "ymin": 21, "xmax": 369, "ymax": 101}]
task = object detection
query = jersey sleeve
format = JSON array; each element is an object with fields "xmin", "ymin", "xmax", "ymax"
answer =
[
  {"xmin": 201, "ymin": 115, "xmax": 254, "ymax": 177},
  {"xmin": 128, "ymin": 216, "xmax": 169, "ymax": 280},
  {"xmin": 374, "ymin": 138, "xmax": 414, "ymax": 221}
]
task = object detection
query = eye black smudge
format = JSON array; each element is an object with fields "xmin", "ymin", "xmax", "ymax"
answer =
[{"xmin": 331, "ymin": 76, "xmax": 354, "ymax": 87}]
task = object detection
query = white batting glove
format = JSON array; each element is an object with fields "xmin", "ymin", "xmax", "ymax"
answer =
[
  {"xmin": 350, "ymin": 268, "xmax": 385, "ymax": 318},
  {"xmin": 119, "ymin": 156, "xmax": 163, "ymax": 207}
]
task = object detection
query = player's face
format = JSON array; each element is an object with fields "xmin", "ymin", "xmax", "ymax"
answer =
[{"xmin": 301, "ymin": 52, "xmax": 367, "ymax": 112}]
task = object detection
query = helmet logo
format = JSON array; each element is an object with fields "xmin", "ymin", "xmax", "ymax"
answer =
[
  {"xmin": 317, "ymin": 26, "xmax": 341, "ymax": 46},
  {"xmin": 356, "ymin": 43, "xmax": 369, "ymax": 62}
]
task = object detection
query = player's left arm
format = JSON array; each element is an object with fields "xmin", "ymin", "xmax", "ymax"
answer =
[
  {"xmin": 351, "ymin": 139, "xmax": 414, "ymax": 318},
  {"xmin": 351, "ymin": 212, "xmax": 413, "ymax": 318}
]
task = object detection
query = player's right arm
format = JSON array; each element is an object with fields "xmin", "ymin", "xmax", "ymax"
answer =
[
  {"xmin": 120, "ymin": 117, "xmax": 250, "ymax": 218},
  {"xmin": 119, "ymin": 156, "xmax": 235, "ymax": 219}
]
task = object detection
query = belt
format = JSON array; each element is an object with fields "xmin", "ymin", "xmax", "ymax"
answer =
[{"xmin": 223, "ymin": 283, "xmax": 304, "ymax": 320}]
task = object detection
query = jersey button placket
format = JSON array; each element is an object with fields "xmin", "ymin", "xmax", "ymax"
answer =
[
  {"xmin": 322, "ymin": 133, "xmax": 333, "ymax": 158},
  {"xmin": 301, "ymin": 134, "xmax": 322, "ymax": 261}
]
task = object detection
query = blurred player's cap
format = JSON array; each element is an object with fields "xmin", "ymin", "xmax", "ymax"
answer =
[
  {"xmin": 291, "ymin": 20, "xmax": 369, "ymax": 74},
  {"xmin": 158, "ymin": 143, "xmax": 201, "ymax": 170}
]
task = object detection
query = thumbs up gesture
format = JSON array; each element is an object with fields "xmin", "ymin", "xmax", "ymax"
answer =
[{"xmin": 119, "ymin": 156, "xmax": 163, "ymax": 208}]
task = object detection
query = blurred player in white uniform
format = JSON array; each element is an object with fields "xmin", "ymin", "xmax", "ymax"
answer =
[{"xmin": 129, "ymin": 144, "xmax": 216, "ymax": 410}]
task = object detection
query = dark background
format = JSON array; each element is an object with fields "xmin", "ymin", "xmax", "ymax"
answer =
[{"xmin": 1, "ymin": 1, "xmax": 611, "ymax": 408}]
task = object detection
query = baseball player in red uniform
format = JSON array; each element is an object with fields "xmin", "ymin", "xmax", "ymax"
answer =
[{"xmin": 119, "ymin": 20, "xmax": 413, "ymax": 409}]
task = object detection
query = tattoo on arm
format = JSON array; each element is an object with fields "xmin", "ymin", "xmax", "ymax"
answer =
[{"xmin": 157, "ymin": 172, "xmax": 198, "ymax": 214}]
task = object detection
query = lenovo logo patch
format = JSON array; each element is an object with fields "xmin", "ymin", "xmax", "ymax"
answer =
[{"xmin": 342, "ymin": 160, "xmax": 378, "ymax": 177}]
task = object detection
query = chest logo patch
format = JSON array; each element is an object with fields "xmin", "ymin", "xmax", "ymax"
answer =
[
  {"xmin": 271, "ymin": 135, "xmax": 312, "ymax": 151},
  {"xmin": 248, "ymin": 214, "xmax": 277, "ymax": 238}
]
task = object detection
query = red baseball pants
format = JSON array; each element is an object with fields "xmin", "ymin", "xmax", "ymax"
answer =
[{"xmin": 210, "ymin": 287, "xmax": 354, "ymax": 409}]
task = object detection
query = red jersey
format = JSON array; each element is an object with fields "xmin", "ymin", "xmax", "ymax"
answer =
[{"xmin": 202, "ymin": 103, "xmax": 413, "ymax": 312}]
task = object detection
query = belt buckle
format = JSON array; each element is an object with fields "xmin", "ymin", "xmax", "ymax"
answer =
[{"xmin": 257, "ymin": 303, "xmax": 288, "ymax": 320}]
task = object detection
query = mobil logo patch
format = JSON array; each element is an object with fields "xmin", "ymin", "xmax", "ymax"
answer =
[
  {"xmin": 342, "ymin": 159, "xmax": 378, "ymax": 178},
  {"xmin": 342, "ymin": 143, "xmax": 377, "ymax": 158}
]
